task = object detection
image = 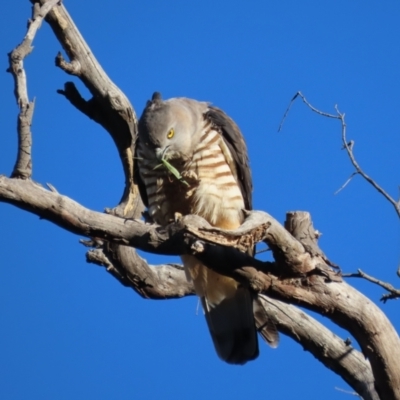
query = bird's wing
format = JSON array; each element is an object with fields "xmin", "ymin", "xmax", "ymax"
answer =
[
  {"xmin": 204, "ymin": 106, "xmax": 253, "ymax": 210},
  {"xmin": 134, "ymin": 137, "xmax": 149, "ymax": 208}
]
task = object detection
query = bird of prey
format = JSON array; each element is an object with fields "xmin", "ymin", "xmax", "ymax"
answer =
[{"xmin": 135, "ymin": 92, "xmax": 277, "ymax": 364}]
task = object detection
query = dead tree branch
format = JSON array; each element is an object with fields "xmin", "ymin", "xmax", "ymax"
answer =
[
  {"xmin": 335, "ymin": 104, "xmax": 400, "ymax": 219},
  {"xmin": 7, "ymin": 0, "xmax": 60, "ymax": 179},
  {"xmin": 0, "ymin": 174, "xmax": 398, "ymax": 399},
  {"xmin": 280, "ymin": 91, "xmax": 400, "ymax": 218},
  {"xmin": 344, "ymin": 269, "xmax": 400, "ymax": 303},
  {"xmin": 86, "ymin": 248, "xmax": 195, "ymax": 300},
  {"xmin": 33, "ymin": 0, "xmax": 142, "ymax": 219},
  {"xmin": 256, "ymin": 295, "xmax": 378, "ymax": 400}
]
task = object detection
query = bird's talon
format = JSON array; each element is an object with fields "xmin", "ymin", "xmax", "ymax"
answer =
[{"xmin": 174, "ymin": 212, "xmax": 183, "ymax": 222}]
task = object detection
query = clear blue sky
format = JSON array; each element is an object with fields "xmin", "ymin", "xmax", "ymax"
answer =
[{"xmin": 1, "ymin": 1, "xmax": 399, "ymax": 399}]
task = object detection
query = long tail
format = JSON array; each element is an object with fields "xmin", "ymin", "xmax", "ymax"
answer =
[
  {"xmin": 202, "ymin": 286, "xmax": 259, "ymax": 365},
  {"xmin": 182, "ymin": 255, "xmax": 259, "ymax": 365}
]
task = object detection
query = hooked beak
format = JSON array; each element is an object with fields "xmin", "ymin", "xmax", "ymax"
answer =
[{"xmin": 155, "ymin": 145, "xmax": 170, "ymax": 161}]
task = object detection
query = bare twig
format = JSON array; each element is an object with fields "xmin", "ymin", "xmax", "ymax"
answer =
[
  {"xmin": 334, "ymin": 172, "xmax": 358, "ymax": 195},
  {"xmin": 343, "ymin": 269, "xmax": 400, "ymax": 303},
  {"xmin": 281, "ymin": 92, "xmax": 400, "ymax": 218},
  {"xmin": 335, "ymin": 387, "xmax": 363, "ymax": 398},
  {"xmin": 7, "ymin": 0, "xmax": 59, "ymax": 179},
  {"xmin": 295, "ymin": 91, "xmax": 339, "ymax": 119},
  {"xmin": 278, "ymin": 91, "xmax": 339, "ymax": 132},
  {"xmin": 278, "ymin": 92, "xmax": 299, "ymax": 132},
  {"xmin": 335, "ymin": 105, "xmax": 400, "ymax": 218}
]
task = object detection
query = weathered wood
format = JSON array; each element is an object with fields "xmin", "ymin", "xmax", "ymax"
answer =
[
  {"xmin": 35, "ymin": 0, "xmax": 142, "ymax": 219},
  {"xmin": 285, "ymin": 211, "xmax": 339, "ymax": 270},
  {"xmin": 256, "ymin": 295, "xmax": 379, "ymax": 400},
  {"xmin": 8, "ymin": 1, "xmax": 59, "ymax": 178},
  {"xmin": 1, "ymin": 174, "xmax": 399, "ymax": 398}
]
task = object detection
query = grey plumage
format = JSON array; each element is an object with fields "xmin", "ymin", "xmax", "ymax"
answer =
[{"xmin": 135, "ymin": 92, "xmax": 278, "ymax": 364}]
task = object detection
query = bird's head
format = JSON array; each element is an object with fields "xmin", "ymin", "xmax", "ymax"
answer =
[{"xmin": 138, "ymin": 92, "xmax": 208, "ymax": 162}]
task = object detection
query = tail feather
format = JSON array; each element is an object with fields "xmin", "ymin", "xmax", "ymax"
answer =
[
  {"xmin": 202, "ymin": 287, "xmax": 259, "ymax": 365},
  {"xmin": 182, "ymin": 255, "xmax": 259, "ymax": 364}
]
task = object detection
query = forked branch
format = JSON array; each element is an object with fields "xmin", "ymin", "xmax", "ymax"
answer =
[
  {"xmin": 280, "ymin": 91, "xmax": 400, "ymax": 218},
  {"xmin": 7, "ymin": 0, "xmax": 60, "ymax": 179},
  {"xmin": 344, "ymin": 269, "xmax": 400, "ymax": 303}
]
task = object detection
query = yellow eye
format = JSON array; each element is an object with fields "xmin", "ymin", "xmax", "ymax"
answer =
[{"xmin": 167, "ymin": 128, "xmax": 174, "ymax": 139}]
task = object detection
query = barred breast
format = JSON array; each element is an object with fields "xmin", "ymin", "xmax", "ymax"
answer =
[
  {"xmin": 137, "ymin": 118, "xmax": 245, "ymax": 230},
  {"xmin": 187, "ymin": 120, "xmax": 245, "ymax": 229}
]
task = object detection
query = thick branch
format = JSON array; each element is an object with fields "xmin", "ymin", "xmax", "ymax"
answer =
[
  {"xmin": 85, "ymin": 246, "xmax": 378, "ymax": 399},
  {"xmin": 262, "ymin": 276, "xmax": 400, "ymax": 399},
  {"xmin": 0, "ymin": 176, "xmax": 323, "ymax": 278},
  {"xmin": 1, "ymin": 175, "xmax": 398, "ymax": 398},
  {"xmin": 32, "ymin": 1, "xmax": 148, "ymax": 323},
  {"xmin": 256, "ymin": 295, "xmax": 378, "ymax": 400},
  {"xmin": 86, "ymin": 247, "xmax": 194, "ymax": 299},
  {"xmin": 0, "ymin": 176, "xmax": 281, "ymax": 269},
  {"xmin": 8, "ymin": 0, "xmax": 59, "ymax": 179},
  {"xmin": 33, "ymin": 0, "xmax": 142, "ymax": 218},
  {"xmin": 285, "ymin": 211, "xmax": 339, "ymax": 271}
]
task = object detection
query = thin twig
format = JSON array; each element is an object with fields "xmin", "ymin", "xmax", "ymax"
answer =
[
  {"xmin": 335, "ymin": 105, "xmax": 400, "ymax": 218},
  {"xmin": 7, "ymin": 0, "xmax": 60, "ymax": 179},
  {"xmin": 297, "ymin": 92, "xmax": 339, "ymax": 119},
  {"xmin": 278, "ymin": 91, "xmax": 339, "ymax": 132},
  {"xmin": 343, "ymin": 269, "xmax": 400, "ymax": 303},
  {"xmin": 334, "ymin": 172, "xmax": 358, "ymax": 195},
  {"xmin": 280, "ymin": 92, "xmax": 400, "ymax": 218},
  {"xmin": 278, "ymin": 92, "xmax": 300, "ymax": 132},
  {"xmin": 255, "ymin": 246, "xmax": 271, "ymax": 255},
  {"xmin": 46, "ymin": 182, "xmax": 58, "ymax": 193},
  {"xmin": 334, "ymin": 386, "xmax": 362, "ymax": 398}
]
